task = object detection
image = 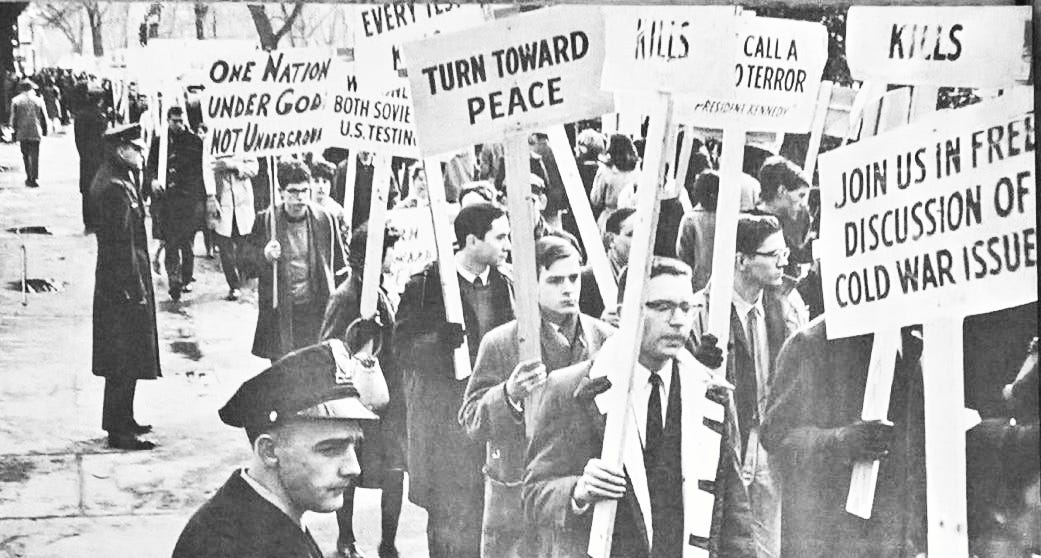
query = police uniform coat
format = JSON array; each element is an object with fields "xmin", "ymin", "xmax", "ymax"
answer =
[
  {"xmin": 249, "ymin": 203, "xmax": 348, "ymax": 360},
  {"xmin": 90, "ymin": 156, "xmax": 161, "ymax": 380},
  {"xmin": 459, "ymin": 315, "xmax": 615, "ymax": 557},
  {"xmin": 172, "ymin": 471, "xmax": 323, "ymax": 558}
]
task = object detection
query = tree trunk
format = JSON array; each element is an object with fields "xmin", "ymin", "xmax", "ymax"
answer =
[
  {"xmin": 84, "ymin": 1, "xmax": 104, "ymax": 57},
  {"xmin": 194, "ymin": 2, "xmax": 208, "ymax": 40},
  {"xmin": 248, "ymin": 2, "xmax": 304, "ymax": 51}
]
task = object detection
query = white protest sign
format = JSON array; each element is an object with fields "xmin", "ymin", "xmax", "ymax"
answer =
[
  {"xmin": 401, "ymin": 6, "xmax": 614, "ymax": 155},
  {"xmin": 818, "ymin": 89, "xmax": 1036, "ymax": 340},
  {"xmin": 329, "ymin": 63, "xmax": 420, "ymax": 158},
  {"xmin": 601, "ymin": 6, "xmax": 737, "ymax": 94},
  {"xmin": 351, "ymin": 3, "xmax": 486, "ymax": 92},
  {"xmin": 676, "ymin": 16, "xmax": 828, "ymax": 132},
  {"xmin": 202, "ymin": 48, "xmax": 333, "ymax": 158},
  {"xmin": 385, "ymin": 207, "xmax": 437, "ymax": 294},
  {"xmin": 846, "ymin": 6, "xmax": 1031, "ymax": 88}
]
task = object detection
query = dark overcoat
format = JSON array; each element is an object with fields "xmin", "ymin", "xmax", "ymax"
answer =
[
  {"xmin": 172, "ymin": 471, "xmax": 323, "ymax": 558},
  {"xmin": 248, "ymin": 203, "xmax": 348, "ymax": 360},
  {"xmin": 145, "ymin": 130, "xmax": 205, "ymax": 243},
  {"xmin": 393, "ymin": 263, "xmax": 513, "ymax": 524},
  {"xmin": 90, "ymin": 157, "xmax": 161, "ymax": 380},
  {"xmin": 760, "ymin": 317, "xmax": 927, "ymax": 558}
]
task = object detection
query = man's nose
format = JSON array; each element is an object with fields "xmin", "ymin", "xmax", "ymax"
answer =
[{"xmin": 339, "ymin": 446, "xmax": 361, "ymax": 478}]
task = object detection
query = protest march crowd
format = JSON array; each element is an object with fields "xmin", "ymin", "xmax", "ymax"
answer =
[{"xmin": 10, "ymin": 4, "xmax": 1036, "ymax": 558}]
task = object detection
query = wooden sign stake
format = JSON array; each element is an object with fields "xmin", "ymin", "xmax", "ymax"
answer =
[
  {"xmin": 341, "ymin": 153, "xmax": 359, "ymax": 233},
  {"xmin": 503, "ymin": 133, "xmax": 542, "ymax": 364},
  {"xmin": 588, "ymin": 92, "xmax": 673, "ymax": 558},
  {"xmin": 547, "ymin": 125, "xmax": 618, "ymax": 305},
  {"xmin": 269, "ymin": 156, "xmax": 279, "ymax": 310},
  {"xmin": 359, "ymin": 154, "xmax": 393, "ymax": 319},
  {"xmin": 424, "ymin": 156, "xmax": 473, "ymax": 379}
]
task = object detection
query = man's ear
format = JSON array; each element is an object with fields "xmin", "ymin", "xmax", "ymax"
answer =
[{"xmin": 254, "ymin": 434, "xmax": 279, "ymax": 467}]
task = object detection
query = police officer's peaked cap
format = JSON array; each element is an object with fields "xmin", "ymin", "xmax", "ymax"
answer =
[
  {"xmin": 103, "ymin": 123, "xmax": 147, "ymax": 150},
  {"xmin": 219, "ymin": 340, "xmax": 378, "ymax": 431}
]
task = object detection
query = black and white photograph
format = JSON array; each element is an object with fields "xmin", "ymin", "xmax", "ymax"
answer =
[{"xmin": 0, "ymin": 1, "xmax": 1036, "ymax": 557}]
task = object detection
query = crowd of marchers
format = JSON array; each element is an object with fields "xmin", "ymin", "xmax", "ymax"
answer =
[{"xmin": 21, "ymin": 81, "xmax": 1037, "ymax": 558}]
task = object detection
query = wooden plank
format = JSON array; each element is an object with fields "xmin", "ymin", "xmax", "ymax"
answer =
[
  {"xmin": 674, "ymin": 126, "xmax": 696, "ymax": 214},
  {"xmin": 359, "ymin": 154, "xmax": 392, "ymax": 319},
  {"xmin": 922, "ymin": 318, "xmax": 969, "ymax": 555},
  {"xmin": 269, "ymin": 157, "xmax": 279, "ymax": 310},
  {"xmin": 504, "ymin": 133, "xmax": 542, "ymax": 363},
  {"xmin": 547, "ymin": 125, "xmax": 618, "ymax": 306},
  {"xmin": 424, "ymin": 156, "xmax": 473, "ymax": 379},
  {"xmin": 588, "ymin": 92, "xmax": 672, "ymax": 558},
  {"xmin": 803, "ymin": 81, "xmax": 835, "ymax": 181},
  {"xmin": 341, "ymin": 153, "xmax": 359, "ymax": 233}
]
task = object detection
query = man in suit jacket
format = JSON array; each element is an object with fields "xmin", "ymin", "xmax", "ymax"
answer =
[
  {"xmin": 691, "ymin": 214, "xmax": 805, "ymax": 558},
  {"xmin": 460, "ymin": 235, "xmax": 615, "ymax": 558},
  {"xmin": 9, "ymin": 79, "xmax": 47, "ymax": 187},
  {"xmin": 395, "ymin": 203, "xmax": 515, "ymax": 558},
  {"xmin": 524, "ymin": 257, "xmax": 756, "ymax": 558},
  {"xmin": 250, "ymin": 161, "xmax": 348, "ymax": 361},
  {"xmin": 172, "ymin": 341, "xmax": 377, "ymax": 558}
]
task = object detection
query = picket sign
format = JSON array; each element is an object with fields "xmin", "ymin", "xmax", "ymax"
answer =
[
  {"xmin": 588, "ymin": 92, "xmax": 672, "ymax": 558},
  {"xmin": 402, "ymin": 6, "xmax": 615, "ymax": 380},
  {"xmin": 268, "ymin": 156, "xmax": 279, "ymax": 310},
  {"xmin": 844, "ymin": 84, "xmax": 927, "ymax": 519},
  {"xmin": 547, "ymin": 125, "xmax": 618, "ymax": 306},
  {"xmin": 358, "ymin": 154, "xmax": 394, "ymax": 319},
  {"xmin": 422, "ymin": 155, "xmax": 473, "ymax": 380}
]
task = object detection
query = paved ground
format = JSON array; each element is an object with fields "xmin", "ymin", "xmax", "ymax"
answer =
[{"xmin": 0, "ymin": 129, "xmax": 429, "ymax": 558}]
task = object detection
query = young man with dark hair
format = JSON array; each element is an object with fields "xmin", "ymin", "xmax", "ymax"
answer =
[
  {"xmin": 524, "ymin": 256, "xmax": 755, "ymax": 558},
  {"xmin": 320, "ymin": 222, "xmax": 405, "ymax": 558},
  {"xmin": 250, "ymin": 160, "xmax": 348, "ymax": 362},
  {"xmin": 756, "ymin": 156, "xmax": 813, "ymax": 274},
  {"xmin": 147, "ymin": 105, "xmax": 205, "ymax": 302},
  {"xmin": 691, "ymin": 214, "xmax": 805, "ymax": 558},
  {"xmin": 460, "ymin": 235, "xmax": 615, "ymax": 558},
  {"xmin": 603, "ymin": 207, "xmax": 636, "ymax": 281},
  {"xmin": 172, "ymin": 342, "xmax": 376, "ymax": 558},
  {"xmin": 396, "ymin": 202, "xmax": 515, "ymax": 558}
]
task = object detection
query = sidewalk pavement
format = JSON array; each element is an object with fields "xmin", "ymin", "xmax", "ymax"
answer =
[{"xmin": 0, "ymin": 129, "xmax": 429, "ymax": 558}]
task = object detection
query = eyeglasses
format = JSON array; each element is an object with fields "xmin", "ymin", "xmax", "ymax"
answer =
[
  {"xmin": 284, "ymin": 187, "xmax": 310, "ymax": 197},
  {"xmin": 753, "ymin": 248, "xmax": 790, "ymax": 261},
  {"xmin": 644, "ymin": 300, "xmax": 694, "ymax": 315}
]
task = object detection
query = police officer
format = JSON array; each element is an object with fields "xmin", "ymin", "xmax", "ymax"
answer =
[
  {"xmin": 172, "ymin": 341, "xmax": 378, "ymax": 558},
  {"xmin": 89, "ymin": 123, "xmax": 161, "ymax": 451}
]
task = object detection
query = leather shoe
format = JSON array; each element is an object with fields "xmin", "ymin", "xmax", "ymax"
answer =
[
  {"xmin": 336, "ymin": 542, "xmax": 367, "ymax": 558},
  {"xmin": 108, "ymin": 433, "xmax": 156, "ymax": 451},
  {"xmin": 377, "ymin": 542, "xmax": 399, "ymax": 558},
  {"xmin": 130, "ymin": 422, "xmax": 153, "ymax": 434}
]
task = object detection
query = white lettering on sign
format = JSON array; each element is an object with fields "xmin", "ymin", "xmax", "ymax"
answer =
[
  {"xmin": 601, "ymin": 6, "xmax": 737, "ymax": 94},
  {"xmin": 846, "ymin": 6, "xmax": 1031, "ymax": 87},
  {"xmin": 817, "ymin": 90, "xmax": 1037, "ymax": 339},
  {"xmin": 203, "ymin": 48, "xmax": 334, "ymax": 158},
  {"xmin": 401, "ymin": 6, "xmax": 614, "ymax": 156},
  {"xmin": 676, "ymin": 16, "xmax": 827, "ymax": 133}
]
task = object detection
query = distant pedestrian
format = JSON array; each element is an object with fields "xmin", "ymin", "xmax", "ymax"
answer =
[
  {"xmin": 89, "ymin": 123, "xmax": 160, "ymax": 451},
  {"xmin": 210, "ymin": 155, "xmax": 258, "ymax": 301},
  {"xmin": 9, "ymin": 79, "xmax": 47, "ymax": 188}
]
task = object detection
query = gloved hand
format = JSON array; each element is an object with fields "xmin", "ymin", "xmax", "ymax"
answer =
[
  {"xmin": 437, "ymin": 322, "xmax": 465, "ymax": 349},
  {"xmin": 834, "ymin": 420, "xmax": 894, "ymax": 462},
  {"xmin": 693, "ymin": 333, "xmax": 724, "ymax": 369},
  {"xmin": 573, "ymin": 376, "xmax": 612, "ymax": 402}
]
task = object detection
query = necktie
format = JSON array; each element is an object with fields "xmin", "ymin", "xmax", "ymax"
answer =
[
  {"xmin": 472, "ymin": 275, "xmax": 484, "ymax": 289},
  {"xmin": 747, "ymin": 306, "xmax": 763, "ymax": 423},
  {"xmin": 646, "ymin": 372, "xmax": 664, "ymax": 454}
]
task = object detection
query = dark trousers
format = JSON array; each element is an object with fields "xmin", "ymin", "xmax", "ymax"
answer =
[
  {"xmin": 165, "ymin": 239, "xmax": 195, "ymax": 294},
  {"xmin": 336, "ymin": 471, "xmax": 404, "ymax": 548},
  {"xmin": 215, "ymin": 223, "xmax": 243, "ymax": 290},
  {"xmin": 20, "ymin": 140, "xmax": 39, "ymax": 185},
  {"xmin": 290, "ymin": 302, "xmax": 324, "ymax": 352},
  {"xmin": 102, "ymin": 376, "xmax": 137, "ymax": 433}
]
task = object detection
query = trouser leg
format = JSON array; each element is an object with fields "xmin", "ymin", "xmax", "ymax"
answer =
[
  {"xmin": 165, "ymin": 241, "xmax": 182, "ymax": 294},
  {"xmin": 20, "ymin": 141, "xmax": 39, "ymax": 184},
  {"xmin": 381, "ymin": 470, "xmax": 404, "ymax": 546},
  {"xmin": 181, "ymin": 241, "xmax": 195, "ymax": 283},
  {"xmin": 102, "ymin": 376, "xmax": 136, "ymax": 433},
  {"xmin": 216, "ymin": 234, "xmax": 241, "ymax": 290}
]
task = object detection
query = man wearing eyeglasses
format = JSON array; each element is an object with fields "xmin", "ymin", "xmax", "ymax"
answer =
[
  {"xmin": 250, "ymin": 160, "xmax": 348, "ymax": 363},
  {"xmin": 524, "ymin": 257, "xmax": 756, "ymax": 558},
  {"xmin": 690, "ymin": 214, "xmax": 805, "ymax": 558}
]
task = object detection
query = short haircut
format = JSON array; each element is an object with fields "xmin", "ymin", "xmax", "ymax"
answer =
[
  {"xmin": 604, "ymin": 207, "xmax": 637, "ymax": 235},
  {"xmin": 310, "ymin": 160, "xmax": 336, "ymax": 182},
  {"xmin": 454, "ymin": 202, "xmax": 506, "ymax": 246},
  {"xmin": 166, "ymin": 105, "xmax": 184, "ymax": 119},
  {"xmin": 758, "ymin": 156, "xmax": 809, "ymax": 201},
  {"xmin": 535, "ymin": 234, "xmax": 580, "ymax": 276},
  {"xmin": 576, "ymin": 128, "xmax": 606, "ymax": 158},
  {"xmin": 605, "ymin": 134, "xmax": 639, "ymax": 172},
  {"xmin": 277, "ymin": 160, "xmax": 312, "ymax": 188},
  {"xmin": 617, "ymin": 257, "xmax": 692, "ymax": 300},
  {"xmin": 691, "ymin": 170, "xmax": 719, "ymax": 211},
  {"xmin": 349, "ymin": 221, "xmax": 402, "ymax": 271},
  {"xmin": 735, "ymin": 213, "xmax": 783, "ymax": 255},
  {"xmin": 459, "ymin": 181, "xmax": 497, "ymax": 205}
]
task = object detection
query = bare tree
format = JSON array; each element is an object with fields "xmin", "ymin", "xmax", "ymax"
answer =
[
  {"xmin": 247, "ymin": 2, "xmax": 304, "ymax": 51},
  {"xmin": 82, "ymin": 0, "xmax": 107, "ymax": 57},
  {"xmin": 194, "ymin": 2, "xmax": 208, "ymax": 40},
  {"xmin": 37, "ymin": 3, "xmax": 86, "ymax": 55}
]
